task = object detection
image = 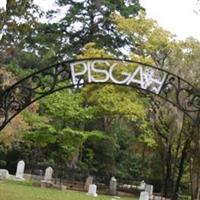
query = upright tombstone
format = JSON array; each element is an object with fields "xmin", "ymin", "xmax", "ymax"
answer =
[
  {"xmin": 84, "ymin": 176, "xmax": 93, "ymax": 190},
  {"xmin": 109, "ymin": 176, "xmax": 117, "ymax": 195},
  {"xmin": 87, "ymin": 184, "xmax": 98, "ymax": 197},
  {"xmin": 41, "ymin": 167, "xmax": 53, "ymax": 188},
  {"xmin": 0, "ymin": 169, "xmax": 9, "ymax": 180},
  {"xmin": 145, "ymin": 184, "xmax": 153, "ymax": 199},
  {"xmin": 16, "ymin": 160, "xmax": 25, "ymax": 180},
  {"xmin": 44, "ymin": 167, "xmax": 53, "ymax": 183},
  {"xmin": 139, "ymin": 191, "xmax": 149, "ymax": 200}
]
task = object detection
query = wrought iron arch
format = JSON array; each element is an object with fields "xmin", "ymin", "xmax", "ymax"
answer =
[{"xmin": 0, "ymin": 58, "xmax": 199, "ymax": 131}]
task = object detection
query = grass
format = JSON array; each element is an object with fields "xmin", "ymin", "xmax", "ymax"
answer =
[{"xmin": 0, "ymin": 180, "xmax": 137, "ymax": 200}]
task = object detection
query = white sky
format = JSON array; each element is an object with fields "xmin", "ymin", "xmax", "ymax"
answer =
[
  {"xmin": 1, "ymin": 0, "xmax": 200, "ymax": 41},
  {"xmin": 140, "ymin": 0, "xmax": 200, "ymax": 40}
]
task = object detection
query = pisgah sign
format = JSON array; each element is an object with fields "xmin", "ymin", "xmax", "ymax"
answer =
[{"xmin": 70, "ymin": 60, "xmax": 167, "ymax": 95}]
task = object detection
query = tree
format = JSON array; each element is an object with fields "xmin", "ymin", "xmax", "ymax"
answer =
[
  {"xmin": 114, "ymin": 12, "xmax": 175, "ymax": 67},
  {"xmin": 0, "ymin": 68, "xmax": 28, "ymax": 146},
  {"xmin": 82, "ymin": 132, "xmax": 117, "ymax": 181},
  {"xmin": 114, "ymin": 12, "xmax": 200, "ymax": 199},
  {"xmin": 163, "ymin": 37, "xmax": 200, "ymax": 200},
  {"xmin": 0, "ymin": 0, "xmax": 42, "ymax": 65},
  {"xmin": 149, "ymin": 101, "xmax": 194, "ymax": 199},
  {"xmin": 36, "ymin": 0, "xmax": 142, "ymax": 58}
]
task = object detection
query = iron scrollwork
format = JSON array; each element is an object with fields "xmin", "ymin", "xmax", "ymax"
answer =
[
  {"xmin": 0, "ymin": 62, "xmax": 72, "ymax": 130},
  {"xmin": 160, "ymin": 74, "xmax": 200, "ymax": 120},
  {"xmin": 0, "ymin": 58, "xmax": 199, "ymax": 131}
]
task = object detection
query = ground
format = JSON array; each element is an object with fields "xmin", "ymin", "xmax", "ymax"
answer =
[{"xmin": 0, "ymin": 180, "xmax": 137, "ymax": 200}]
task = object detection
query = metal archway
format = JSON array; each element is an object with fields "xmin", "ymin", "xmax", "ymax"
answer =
[{"xmin": 0, "ymin": 58, "xmax": 199, "ymax": 130}]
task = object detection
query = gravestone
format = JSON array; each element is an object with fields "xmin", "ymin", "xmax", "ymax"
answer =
[
  {"xmin": 16, "ymin": 160, "xmax": 25, "ymax": 180},
  {"xmin": 145, "ymin": 184, "xmax": 153, "ymax": 199},
  {"xmin": 84, "ymin": 176, "xmax": 93, "ymax": 190},
  {"xmin": 139, "ymin": 191, "xmax": 149, "ymax": 200},
  {"xmin": 44, "ymin": 167, "xmax": 53, "ymax": 182},
  {"xmin": 87, "ymin": 184, "xmax": 98, "ymax": 197},
  {"xmin": 0, "ymin": 169, "xmax": 9, "ymax": 180},
  {"xmin": 109, "ymin": 176, "xmax": 117, "ymax": 195},
  {"xmin": 41, "ymin": 167, "xmax": 53, "ymax": 188}
]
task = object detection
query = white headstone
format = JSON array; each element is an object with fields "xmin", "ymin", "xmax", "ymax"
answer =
[
  {"xmin": 139, "ymin": 191, "xmax": 149, "ymax": 200},
  {"xmin": 16, "ymin": 160, "xmax": 25, "ymax": 180},
  {"xmin": 109, "ymin": 176, "xmax": 117, "ymax": 195},
  {"xmin": 145, "ymin": 184, "xmax": 153, "ymax": 198},
  {"xmin": 0, "ymin": 169, "xmax": 9, "ymax": 180},
  {"xmin": 44, "ymin": 167, "xmax": 53, "ymax": 182},
  {"xmin": 87, "ymin": 184, "xmax": 98, "ymax": 197}
]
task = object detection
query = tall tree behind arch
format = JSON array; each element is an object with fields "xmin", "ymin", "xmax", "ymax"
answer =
[
  {"xmin": 0, "ymin": 0, "xmax": 41, "ymax": 65},
  {"xmin": 39, "ymin": 0, "xmax": 143, "ymax": 59}
]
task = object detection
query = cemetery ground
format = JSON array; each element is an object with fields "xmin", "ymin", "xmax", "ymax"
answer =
[{"xmin": 0, "ymin": 180, "xmax": 137, "ymax": 200}]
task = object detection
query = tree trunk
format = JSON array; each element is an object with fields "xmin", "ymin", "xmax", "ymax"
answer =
[
  {"xmin": 191, "ymin": 162, "xmax": 200, "ymax": 200},
  {"xmin": 172, "ymin": 138, "xmax": 191, "ymax": 200},
  {"xmin": 141, "ymin": 144, "xmax": 146, "ymax": 178},
  {"xmin": 163, "ymin": 144, "xmax": 173, "ymax": 198},
  {"xmin": 191, "ymin": 146, "xmax": 200, "ymax": 200},
  {"xmin": 191, "ymin": 125, "xmax": 200, "ymax": 200}
]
